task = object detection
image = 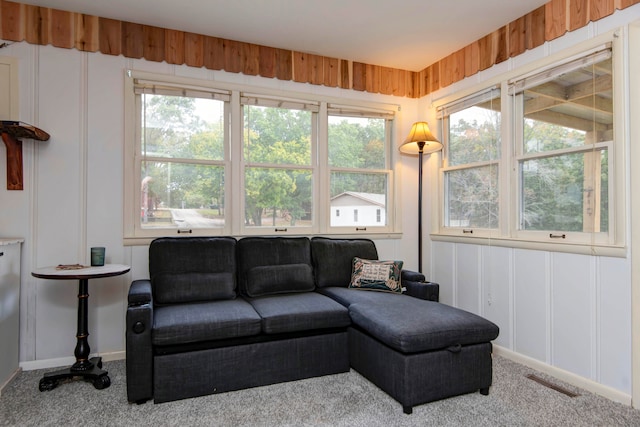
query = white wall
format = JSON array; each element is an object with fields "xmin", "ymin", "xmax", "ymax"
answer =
[
  {"xmin": 424, "ymin": 7, "xmax": 640, "ymax": 403},
  {"xmin": 0, "ymin": 41, "xmax": 421, "ymax": 367}
]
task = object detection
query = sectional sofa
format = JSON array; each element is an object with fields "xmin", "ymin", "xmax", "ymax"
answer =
[{"xmin": 126, "ymin": 236, "xmax": 499, "ymax": 414}]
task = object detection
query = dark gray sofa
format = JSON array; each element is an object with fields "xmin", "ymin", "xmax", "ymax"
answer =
[{"xmin": 126, "ymin": 236, "xmax": 498, "ymax": 414}]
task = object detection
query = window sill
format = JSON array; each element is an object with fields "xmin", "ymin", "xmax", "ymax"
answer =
[
  {"xmin": 430, "ymin": 233, "xmax": 627, "ymax": 258},
  {"xmin": 123, "ymin": 231, "xmax": 403, "ymax": 246}
]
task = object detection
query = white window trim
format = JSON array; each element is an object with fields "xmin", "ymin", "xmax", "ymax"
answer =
[
  {"xmin": 123, "ymin": 70, "xmax": 402, "ymax": 245},
  {"xmin": 326, "ymin": 109, "xmax": 395, "ymax": 235},
  {"xmin": 239, "ymin": 95, "xmax": 318, "ymax": 236},
  {"xmin": 430, "ymin": 29, "xmax": 627, "ymax": 257},
  {"xmin": 437, "ymin": 85, "xmax": 501, "ymax": 239}
]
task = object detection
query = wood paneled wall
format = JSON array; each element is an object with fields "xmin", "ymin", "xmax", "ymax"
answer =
[
  {"xmin": 0, "ymin": 0, "xmax": 639, "ymax": 99},
  {"xmin": 421, "ymin": 0, "xmax": 640, "ymax": 97}
]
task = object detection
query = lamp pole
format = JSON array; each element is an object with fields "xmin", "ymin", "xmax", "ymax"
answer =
[
  {"xmin": 399, "ymin": 121, "xmax": 441, "ymax": 275},
  {"xmin": 417, "ymin": 140, "xmax": 425, "ymax": 273}
]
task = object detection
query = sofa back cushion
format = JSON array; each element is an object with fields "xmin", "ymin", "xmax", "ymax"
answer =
[
  {"xmin": 311, "ymin": 237, "xmax": 378, "ymax": 288},
  {"xmin": 237, "ymin": 237, "xmax": 314, "ymax": 297},
  {"xmin": 149, "ymin": 237, "xmax": 237, "ymax": 304}
]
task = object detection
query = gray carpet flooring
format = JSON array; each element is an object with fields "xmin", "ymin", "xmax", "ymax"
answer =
[{"xmin": 1, "ymin": 355, "xmax": 640, "ymax": 426}]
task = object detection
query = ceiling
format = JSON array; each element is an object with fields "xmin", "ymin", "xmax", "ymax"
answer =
[{"xmin": 19, "ymin": 0, "xmax": 550, "ymax": 71}]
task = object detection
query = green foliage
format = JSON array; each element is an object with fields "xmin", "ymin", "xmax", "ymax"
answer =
[
  {"xmin": 446, "ymin": 109, "xmax": 608, "ymax": 232},
  {"xmin": 521, "ymin": 120, "xmax": 608, "ymax": 232},
  {"xmin": 243, "ymin": 106, "xmax": 312, "ymax": 226},
  {"xmin": 446, "ymin": 108, "xmax": 501, "ymax": 228},
  {"xmin": 449, "ymin": 108, "xmax": 500, "ymax": 167},
  {"xmin": 140, "ymin": 96, "xmax": 391, "ymax": 228},
  {"xmin": 244, "ymin": 106, "xmax": 310, "ymax": 165},
  {"xmin": 446, "ymin": 166, "xmax": 499, "ymax": 228},
  {"xmin": 328, "ymin": 117, "xmax": 386, "ymax": 197},
  {"xmin": 141, "ymin": 94, "xmax": 225, "ymax": 210},
  {"xmin": 328, "ymin": 118, "xmax": 385, "ymax": 169}
]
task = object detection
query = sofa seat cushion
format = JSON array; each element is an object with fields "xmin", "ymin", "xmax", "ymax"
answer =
[
  {"xmin": 348, "ymin": 299, "xmax": 500, "ymax": 354},
  {"xmin": 246, "ymin": 293, "xmax": 351, "ymax": 334},
  {"xmin": 317, "ymin": 286, "xmax": 404, "ymax": 307},
  {"xmin": 153, "ymin": 299, "xmax": 261, "ymax": 347}
]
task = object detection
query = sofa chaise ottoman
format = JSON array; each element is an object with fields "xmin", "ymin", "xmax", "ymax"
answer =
[{"xmin": 310, "ymin": 238, "xmax": 499, "ymax": 414}]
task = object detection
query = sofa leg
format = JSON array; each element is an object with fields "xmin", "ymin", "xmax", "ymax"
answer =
[
  {"xmin": 403, "ymin": 405, "xmax": 413, "ymax": 415},
  {"xmin": 480, "ymin": 387, "xmax": 490, "ymax": 396}
]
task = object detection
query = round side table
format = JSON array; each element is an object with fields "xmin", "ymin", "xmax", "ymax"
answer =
[{"xmin": 32, "ymin": 264, "xmax": 130, "ymax": 391}]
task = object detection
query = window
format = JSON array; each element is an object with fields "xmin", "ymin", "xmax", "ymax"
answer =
[
  {"xmin": 124, "ymin": 72, "xmax": 398, "ymax": 241},
  {"xmin": 241, "ymin": 97, "xmax": 317, "ymax": 233},
  {"xmin": 129, "ymin": 80, "xmax": 230, "ymax": 238},
  {"xmin": 513, "ymin": 48, "xmax": 612, "ymax": 243},
  {"xmin": 439, "ymin": 87, "xmax": 501, "ymax": 233},
  {"xmin": 328, "ymin": 108, "xmax": 393, "ymax": 231},
  {"xmin": 434, "ymin": 39, "xmax": 624, "ymax": 252}
]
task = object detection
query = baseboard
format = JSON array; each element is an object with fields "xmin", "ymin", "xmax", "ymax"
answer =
[
  {"xmin": 19, "ymin": 351, "xmax": 126, "ymax": 372},
  {"xmin": 494, "ymin": 345, "xmax": 631, "ymax": 406},
  {"xmin": 0, "ymin": 368, "xmax": 22, "ymax": 397}
]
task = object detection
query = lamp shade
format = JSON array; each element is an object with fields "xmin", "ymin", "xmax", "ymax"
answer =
[{"xmin": 399, "ymin": 121, "xmax": 442, "ymax": 155}]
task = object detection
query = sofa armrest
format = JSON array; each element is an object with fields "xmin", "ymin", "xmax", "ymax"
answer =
[
  {"xmin": 401, "ymin": 269, "xmax": 425, "ymax": 283},
  {"xmin": 405, "ymin": 280, "xmax": 439, "ymax": 301},
  {"xmin": 401, "ymin": 269, "xmax": 439, "ymax": 301},
  {"xmin": 126, "ymin": 279, "xmax": 154, "ymax": 403},
  {"xmin": 128, "ymin": 279, "xmax": 153, "ymax": 306}
]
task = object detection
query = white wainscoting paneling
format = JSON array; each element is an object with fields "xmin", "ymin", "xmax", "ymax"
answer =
[
  {"xmin": 551, "ymin": 252, "xmax": 593, "ymax": 380},
  {"xmin": 598, "ymin": 256, "xmax": 632, "ymax": 394},
  {"xmin": 513, "ymin": 249, "xmax": 549, "ymax": 362},
  {"xmin": 431, "ymin": 243, "xmax": 632, "ymax": 395},
  {"xmin": 481, "ymin": 245, "xmax": 512, "ymax": 349},
  {"xmin": 455, "ymin": 244, "xmax": 481, "ymax": 313}
]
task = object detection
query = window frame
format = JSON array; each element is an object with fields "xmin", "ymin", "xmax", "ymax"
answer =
[
  {"xmin": 431, "ymin": 31, "xmax": 626, "ymax": 256},
  {"xmin": 438, "ymin": 86, "xmax": 502, "ymax": 238},
  {"xmin": 124, "ymin": 76, "xmax": 232, "ymax": 240},
  {"xmin": 239, "ymin": 95, "xmax": 318, "ymax": 236},
  {"xmin": 123, "ymin": 70, "xmax": 401, "ymax": 244},
  {"xmin": 325, "ymin": 106, "xmax": 396, "ymax": 234}
]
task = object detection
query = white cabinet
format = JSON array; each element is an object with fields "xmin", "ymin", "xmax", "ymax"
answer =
[{"xmin": 0, "ymin": 238, "xmax": 22, "ymax": 394}]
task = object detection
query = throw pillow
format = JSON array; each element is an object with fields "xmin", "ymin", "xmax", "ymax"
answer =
[{"xmin": 349, "ymin": 257, "xmax": 403, "ymax": 293}]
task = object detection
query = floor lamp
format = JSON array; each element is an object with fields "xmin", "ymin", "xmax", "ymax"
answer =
[{"xmin": 399, "ymin": 122, "xmax": 442, "ymax": 273}]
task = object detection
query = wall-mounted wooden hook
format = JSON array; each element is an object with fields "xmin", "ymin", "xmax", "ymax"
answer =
[{"xmin": 1, "ymin": 121, "xmax": 50, "ymax": 190}]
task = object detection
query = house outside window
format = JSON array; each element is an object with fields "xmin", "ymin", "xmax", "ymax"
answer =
[{"xmin": 328, "ymin": 110, "xmax": 393, "ymax": 231}]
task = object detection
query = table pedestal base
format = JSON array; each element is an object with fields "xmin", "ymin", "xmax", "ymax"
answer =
[
  {"xmin": 31, "ymin": 265, "xmax": 130, "ymax": 393},
  {"xmin": 38, "ymin": 357, "xmax": 110, "ymax": 391}
]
